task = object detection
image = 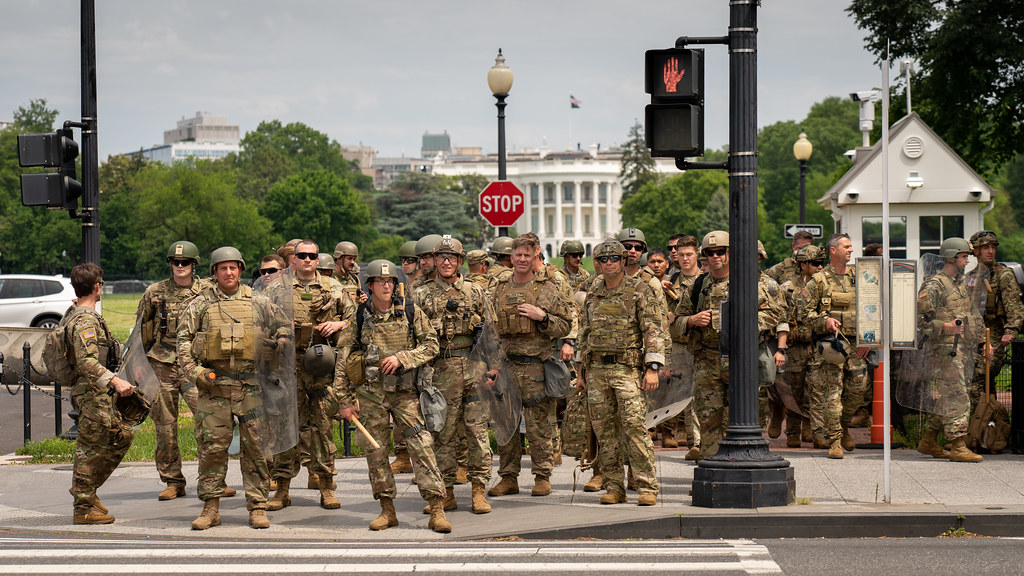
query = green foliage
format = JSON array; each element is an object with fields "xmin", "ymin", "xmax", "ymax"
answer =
[
  {"xmin": 619, "ymin": 121, "xmax": 659, "ymax": 201},
  {"xmin": 619, "ymin": 166, "xmax": 728, "ymax": 252},
  {"xmin": 259, "ymin": 170, "xmax": 373, "ymax": 253},
  {"xmin": 376, "ymin": 172, "xmax": 480, "ymax": 248}
]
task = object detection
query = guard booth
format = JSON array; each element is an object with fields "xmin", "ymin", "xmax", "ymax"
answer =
[{"xmin": 817, "ymin": 112, "xmax": 994, "ymax": 259}]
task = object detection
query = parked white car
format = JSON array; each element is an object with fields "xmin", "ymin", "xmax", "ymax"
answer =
[{"xmin": 0, "ymin": 274, "xmax": 76, "ymax": 329}]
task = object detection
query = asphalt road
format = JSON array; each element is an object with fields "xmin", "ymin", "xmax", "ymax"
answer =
[{"xmin": 0, "ymin": 382, "xmax": 75, "ymax": 454}]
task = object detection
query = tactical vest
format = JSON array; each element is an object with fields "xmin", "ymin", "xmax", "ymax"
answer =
[
  {"xmin": 194, "ymin": 286, "xmax": 256, "ymax": 364},
  {"xmin": 142, "ymin": 278, "xmax": 202, "ymax": 349},
  {"xmin": 921, "ymin": 272, "xmax": 973, "ymax": 346},
  {"xmin": 292, "ymin": 276, "xmax": 334, "ymax": 349},
  {"xmin": 695, "ymin": 275, "xmax": 729, "ymax": 337},
  {"xmin": 357, "ymin": 302, "xmax": 418, "ymax": 391},
  {"xmin": 494, "ymin": 277, "xmax": 545, "ymax": 336},
  {"xmin": 812, "ymin": 268, "xmax": 856, "ymax": 338},
  {"xmin": 983, "ymin": 263, "xmax": 1007, "ymax": 321},
  {"xmin": 561, "ymin": 266, "xmax": 589, "ymax": 292},
  {"xmin": 424, "ymin": 280, "xmax": 480, "ymax": 349},
  {"xmin": 585, "ymin": 278, "xmax": 641, "ymax": 353}
]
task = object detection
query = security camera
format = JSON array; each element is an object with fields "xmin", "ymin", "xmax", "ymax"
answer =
[
  {"xmin": 850, "ymin": 90, "xmax": 880, "ymax": 102},
  {"xmin": 969, "ymin": 188, "xmax": 983, "ymax": 199},
  {"xmin": 844, "ymin": 149, "xmax": 856, "ymax": 161},
  {"xmin": 846, "ymin": 191, "xmax": 859, "ymax": 202}
]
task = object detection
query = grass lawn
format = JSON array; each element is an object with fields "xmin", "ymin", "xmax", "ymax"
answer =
[{"xmin": 101, "ymin": 293, "xmax": 144, "ymax": 342}]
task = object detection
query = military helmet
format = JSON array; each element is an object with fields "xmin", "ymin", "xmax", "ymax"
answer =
[
  {"xmin": 302, "ymin": 343, "xmax": 338, "ymax": 377},
  {"xmin": 415, "ymin": 234, "xmax": 443, "ymax": 257},
  {"xmin": 593, "ymin": 240, "xmax": 626, "ymax": 259},
  {"xmin": 333, "ymin": 241, "xmax": 359, "ymax": 259},
  {"xmin": 399, "ymin": 240, "xmax": 418, "ymax": 259},
  {"xmin": 209, "ymin": 246, "xmax": 245, "ymax": 273},
  {"xmin": 365, "ymin": 259, "xmax": 398, "ymax": 279},
  {"xmin": 167, "ymin": 240, "xmax": 200, "ymax": 263},
  {"xmin": 795, "ymin": 244, "xmax": 824, "ymax": 262},
  {"xmin": 466, "ymin": 249, "xmax": 490, "ymax": 266},
  {"xmin": 969, "ymin": 230, "xmax": 999, "ymax": 248},
  {"xmin": 939, "ymin": 237, "xmax": 972, "ymax": 259},
  {"xmin": 573, "ymin": 291, "xmax": 588, "ymax": 309},
  {"xmin": 115, "ymin": 390, "xmax": 152, "ymax": 427},
  {"xmin": 317, "ymin": 253, "xmax": 335, "ymax": 270},
  {"xmin": 490, "ymin": 236, "xmax": 514, "ymax": 257},
  {"xmin": 616, "ymin": 227, "xmax": 647, "ymax": 248},
  {"xmin": 701, "ymin": 231, "xmax": 730, "ymax": 254},
  {"xmin": 757, "ymin": 240, "xmax": 767, "ymax": 260},
  {"xmin": 560, "ymin": 239, "xmax": 585, "ymax": 256},
  {"xmin": 433, "ymin": 236, "xmax": 466, "ymax": 257}
]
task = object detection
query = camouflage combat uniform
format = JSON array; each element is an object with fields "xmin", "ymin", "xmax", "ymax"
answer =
[
  {"xmin": 335, "ymin": 301, "xmax": 445, "ymax": 502},
  {"xmin": 414, "ymin": 275, "xmax": 491, "ymax": 487},
  {"xmin": 333, "ymin": 270, "xmax": 362, "ymax": 305},
  {"xmin": 489, "ymin": 272, "xmax": 573, "ymax": 483},
  {"xmin": 135, "ymin": 276, "xmax": 205, "ymax": 491},
  {"xmin": 271, "ymin": 271, "xmax": 355, "ymax": 483},
  {"xmin": 965, "ymin": 262, "xmax": 1024, "ymax": 408},
  {"xmin": 757, "ymin": 272, "xmax": 789, "ymax": 428},
  {"xmin": 579, "ymin": 275, "xmax": 667, "ymax": 497},
  {"xmin": 465, "ymin": 272, "xmax": 491, "ymax": 291},
  {"xmin": 178, "ymin": 284, "xmax": 292, "ymax": 509},
  {"xmin": 560, "ymin": 265, "xmax": 591, "ymax": 293},
  {"xmin": 68, "ymin": 306, "xmax": 134, "ymax": 517},
  {"xmin": 766, "ymin": 256, "xmax": 801, "ymax": 286},
  {"xmin": 918, "ymin": 269, "xmax": 983, "ymax": 440},
  {"xmin": 666, "ymin": 272, "xmax": 700, "ymax": 449},
  {"xmin": 779, "ymin": 273, "xmax": 814, "ymax": 440},
  {"xmin": 796, "ymin": 265, "xmax": 870, "ymax": 445}
]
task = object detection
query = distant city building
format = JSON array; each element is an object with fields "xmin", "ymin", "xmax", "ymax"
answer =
[
  {"xmin": 433, "ymin": 145, "xmax": 676, "ymax": 258},
  {"xmin": 373, "ymin": 155, "xmax": 431, "ymax": 190},
  {"xmin": 129, "ymin": 111, "xmax": 240, "ymax": 164},
  {"xmin": 340, "ymin": 144, "xmax": 377, "ymax": 179},
  {"xmin": 0, "ymin": 120, "xmax": 12, "ymax": 131},
  {"xmin": 421, "ymin": 131, "xmax": 451, "ymax": 159}
]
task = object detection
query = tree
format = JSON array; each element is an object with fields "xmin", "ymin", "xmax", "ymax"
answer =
[
  {"xmin": 847, "ymin": 0, "xmax": 1024, "ymax": 175},
  {"xmin": 619, "ymin": 166, "xmax": 728, "ymax": 251},
  {"xmin": 259, "ymin": 169, "xmax": 374, "ymax": 254},
  {"xmin": 375, "ymin": 172, "xmax": 479, "ymax": 247},
  {"xmin": 698, "ymin": 186, "xmax": 730, "ymax": 238},
  {"xmin": 619, "ymin": 121, "xmax": 659, "ymax": 201}
]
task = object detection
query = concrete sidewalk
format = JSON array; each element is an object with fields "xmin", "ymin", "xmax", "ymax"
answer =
[{"xmin": 1, "ymin": 445, "xmax": 1022, "ymax": 541}]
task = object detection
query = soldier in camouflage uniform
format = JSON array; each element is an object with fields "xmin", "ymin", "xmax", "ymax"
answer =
[
  {"xmin": 757, "ymin": 241, "xmax": 790, "ymax": 432},
  {"xmin": 795, "ymin": 233, "xmax": 871, "ymax": 459},
  {"xmin": 399, "ymin": 240, "xmax": 421, "ymax": 294},
  {"xmin": 336, "ymin": 260, "xmax": 452, "ymax": 532},
  {"xmin": 559, "ymin": 239, "xmax": 591, "ymax": 292},
  {"xmin": 465, "ymin": 249, "xmax": 492, "ymax": 290},
  {"xmin": 579, "ymin": 241, "xmax": 667, "ymax": 506},
  {"xmin": 966, "ymin": 230, "xmax": 1024, "ymax": 412},
  {"xmin": 765, "ymin": 230, "xmax": 813, "ymax": 285},
  {"xmin": 178, "ymin": 247, "xmax": 293, "ymax": 530},
  {"xmin": 67, "ymin": 263, "xmax": 136, "ymax": 525},
  {"xmin": 487, "ymin": 236, "xmax": 574, "ymax": 498},
  {"xmin": 134, "ymin": 241, "xmax": 205, "ymax": 501},
  {"xmin": 915, "ymin": 238, "xmax": 984, "ymax": 463},
  {"xmin": 487, "ymin": 236, "xmax": 514, "ymax": 281},
  {"xmin": 666, "ymin": 235, "xmax": 702, "ymax": 458},
  {"xmin": 333, "ymin": 241, "xmax": 365, "ymax": 305},
  {"xmin": 671, "ymin": 231, "xmax": 732, "ymax": 459},
  {"xmin": 267, "ymin": 240, "xmax": 355, "ymax": 512},
  {"xmin": 777, "ymin": 244, "xmax": 825, "ymax": 447},
  {"xmin": 414, "ymin": 238, "xmax": 492, "ymax": 514},
  {"xmin": 618, "ymin": 228, "xmax": 670, "ymax": 318}
]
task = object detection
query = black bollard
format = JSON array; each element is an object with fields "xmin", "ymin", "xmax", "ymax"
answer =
[
  {"xmin": 342, "ymin": 419, "xmax": 353, "ymax": 457},
  {"xmin": 1011, "ymin": 339, "xmax": 1024, "ymax": 454},
  {"xmin": 22, "ymin": 342, "xmax": 31, "ymax": 446},
  {"xmin": 54, "ymin": 379, "xmax": 62, "ymax": 438}
]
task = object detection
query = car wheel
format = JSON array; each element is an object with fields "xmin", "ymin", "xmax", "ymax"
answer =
[{"xmin": 32, "ymin": 316, "xmax": 61, "ymax": 329}]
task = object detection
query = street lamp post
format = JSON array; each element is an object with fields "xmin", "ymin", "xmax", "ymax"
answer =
[
  {"xmin": 488, "ymin": 49, "xmax": 514, "ymax": 237},
  {"xmin": 793, "ymin": 131, "xmax": 813, "ymax": 224}
]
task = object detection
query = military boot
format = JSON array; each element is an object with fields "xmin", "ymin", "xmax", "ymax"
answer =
[
  {"xmin": 423, "ymin": 486, "xmax": 457, "ymax": 514},
  {"xmin": 455, "ymin": 465, "xmax": 469, "ymax": 485},
  {"xmin": 369, "ymin": 497, "xmax": 399, "ymax": 531},
  {"xmin": 767, "ymin": 402, "xmax": 784, "ymax": 438},
  {"xmin": 487, "ymin": 475, "xmax": 519, "ymax": 496},
  {"xmin": 841, "ymin": 426, "xmax": 856, "ymax": 451},
  {"xmin": 916, "ymin": 430, "xmax": 950, "ymax": 458},
  {"xmin": 471, "ymin": 482, "xmax": 491, "ymax": 514},
  {"xmin": 308, "ymin": 472, "xmax": 337, "ymax": 490},
  {"xmin": 248, "ymin": 509, "xmax": 270, "ymax": 529},
  {"xmin": 949, "ymin": 437, "xmax": 983, "ymax": 463},
  {"xmin": 267, "ymin": 478, "xmax": 291, "ymax": 511},
  {"xmin": 91, "ymin": 497, "xmax": 108, "ymax": 514},
  {"xmin": 813, "ymin": 435, "xmax": 829, "ymax": 449},
  {"xmin": 390, "ymin": 449, "xmax": 413, "ymax": 474},
  {"xmin": 158, "ymin": 484, "xmax": 186, "ymax": 501},
  {"xmin": 827, "ymin": 440, "xmax": 844, "ymax": 459},
  {"xmin": 801, "ymin": 423, "xmax": 813, "ymax": 444},
  {"xmin": 74, "ymin": 509, "xmax": 115, "ymax": 525},
  {"xmin": 318, "ymin": 474, "xmax": 341, "ymax": 509},
  {"xmin": 662, "ymin": 435, "xmax": 679, "ymax": 448},
  {"xmin": 531, "ymin": 476, "xmax": 552, "ymax": 496},
  {"xmin": 223, "ymin": 486, "xmax": 237, "ymax": 497},
  {"xmin": 637, "ymin": 492, "xmax": 657, "ymax": 506},
  {"xmin": 684, "ymin": 447, "xmax": 700, "ymax": 461},
  {"xmin": 600, "ymin": 487, "xmax": 627, "ymax": 505},
  {"xmin": 190, "ymin": 498, "xmax": 221, "ymax": 530},
  {"xmin": 427, "ymin": 496, "xmax": 452, "ymax": 533},
  {"xmin": 583, "ymin": 473, "xmax": 603, "ymax": 492},
  {"xmin": 786, "ymin": 434, "xmax": 802, "ymax": 448}
]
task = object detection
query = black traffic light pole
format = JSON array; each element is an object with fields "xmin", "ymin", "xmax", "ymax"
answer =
[{"xmin": 79, "ymin": 0, "xmax": 100, "ymax": 266}]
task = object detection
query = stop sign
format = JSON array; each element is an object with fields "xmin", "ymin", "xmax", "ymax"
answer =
[{"xmin": 478, "ymin": 181, "xmax": 525, "ymax": 227}]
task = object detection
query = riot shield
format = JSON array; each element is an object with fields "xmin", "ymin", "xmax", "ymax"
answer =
[
  {"xmin": 117, "ymin": 317, "xmax": 160, "ymax": 404},
  {"xmin": 468, "ymin": 320, "xmax": 522, "ymax": 446},
  {"xmin": 895, "ymin": 253, "xmax": 983, "ymax": 414},
  {"xmin": 645, "ymin": 346, "xmax": 694, "ymax": 428},
  {"xmin": 252, "ymin": 268, "xmax": 299, "ymax": 456}
]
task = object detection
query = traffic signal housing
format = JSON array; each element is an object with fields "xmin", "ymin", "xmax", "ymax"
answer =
[
  {"xmin": 18, "ymin": 128, "xmax": 82, "ymax": 212},
  {"xmin": 644, "ymin": 48, "xmax": 704, "ymax": 158}
]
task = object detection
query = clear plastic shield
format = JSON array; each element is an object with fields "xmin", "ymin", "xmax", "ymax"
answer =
[
  {"xmin": 645, "ymin": 346, "xmax": 694, "ymax": 428},
  {"xmin": 895, "ymin": 253, "xmax": 982, "ymax": 414},
  {"xmin": 252, "ymin": 268, "xmax": 299, "ymax": 455},
  {"xmin": 468, "ymin": 320, "xmax": 522, "ymax": 445},
  {"xmin": 117, "ymin": 317, "xmax": 160, "ymax": 403}
]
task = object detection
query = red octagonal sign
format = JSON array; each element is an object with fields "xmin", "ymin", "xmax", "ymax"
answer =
[{"xmin": 479, "ymin": 181, "xmax": 524, "ymax": 227}]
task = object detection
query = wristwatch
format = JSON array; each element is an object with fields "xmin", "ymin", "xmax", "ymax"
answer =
[
  {"xmin": 647, "ymin": 362, "xmax": 662, "ymax": 371},
  {"xmin": 777, "ymin": 347, "xmax": 788, "ymax": 356},
  {"xmin": 563, "ymin": 339, "xmax": 576, "ymax": 347}
]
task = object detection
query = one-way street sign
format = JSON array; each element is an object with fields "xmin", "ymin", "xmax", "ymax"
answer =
[{"xmin": 784, "ymin": 223, "xmax": 823, "ymax": 238}]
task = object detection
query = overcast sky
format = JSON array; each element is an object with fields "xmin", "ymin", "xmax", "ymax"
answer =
[{"xmin": 1, "ymin": 1, "xmax": 885, "ymax": 162}]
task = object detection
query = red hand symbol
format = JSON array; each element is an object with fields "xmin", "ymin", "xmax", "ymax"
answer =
[{"xmin": 664, "ymin": 58, "xmax": 685, "ymax": 93}]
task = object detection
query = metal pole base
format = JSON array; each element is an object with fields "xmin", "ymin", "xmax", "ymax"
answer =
[{"xmin": 691, "ymin": 427, "xmax": 794, "ymax": 508}]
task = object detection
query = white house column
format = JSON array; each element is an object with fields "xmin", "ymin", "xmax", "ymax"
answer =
[
  {"xmin": 573, "ymin": 180, "xmax": 583, "ymax": 242},
  {"xmin": 591, "ymin": 179, "xmax": 601, "ymax": 245},
  {"xmin": 554, "ymin": 180, "xmax": 564, "ymax": 240},
  {"xmin": 537, "ymin": 182, "xmax": 545, "ymax": 237}
]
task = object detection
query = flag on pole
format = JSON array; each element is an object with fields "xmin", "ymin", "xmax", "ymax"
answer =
[{"xmin": 570, "ymin": 94, "xmax": 582, "ymax": 109}]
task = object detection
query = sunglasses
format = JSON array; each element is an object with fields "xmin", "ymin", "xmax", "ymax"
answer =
[
  {"xmin": 623, "ymin": 244, "xmax": 644, "ymax": 252},
  {"xmin": 169, "ymin": 259, "xmax": 193, "ymax": 267},
  {"xmin": 595, "ymin": 255, "xmax": 622, "ymax": 263},
  {"xmin": 437, "ymin": 254, "xmax": 459, "ymax": 263},
  {"xmin": 667, "ymin": 245, "xmax": 679, "ymax": 251},
  {"xmin": 565, "ymin": 253, "xmax": 583, "ymax": 258},
  {"xmin": 294, "ymin": 252, "xmax": 318, "ymax": 261},
  {"xmin": 258, "ymin": 267, "xmax": 280, "ymax": 276},
  {"xmin": 401, "ymin": 257, "xmax": 419, "ymax": 264},
  {"xmin": 809, "ymin": 260, "xmax": 824, "ymax": 267},
  {"xmin": 704, "ymin": 248, "xmax": 728, "ymax": 257}
]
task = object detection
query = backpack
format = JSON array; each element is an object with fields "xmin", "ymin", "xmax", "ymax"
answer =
[{"xmin": 41, "ymin": 306, "xmax": 90, "ymax": 386}]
